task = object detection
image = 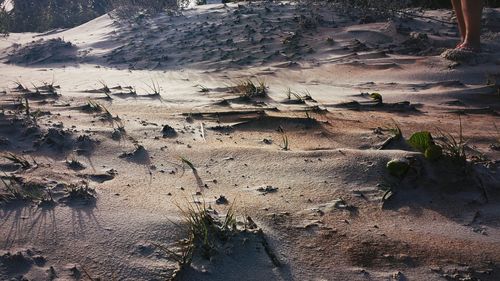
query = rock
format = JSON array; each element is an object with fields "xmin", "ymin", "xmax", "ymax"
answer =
[
  {"xmin": 391, "ymin": 271, "xmax": 406, "ymax": 280},
  {"xmin": 162, "ymin": 125, "xmax": 177, "ymax": 138},
  {"xmin": 257, "ymin": 185, "xmax": 278, "ymax": 194}
]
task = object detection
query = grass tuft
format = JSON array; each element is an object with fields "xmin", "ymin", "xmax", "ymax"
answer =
[
  {"xmin": 195, "ymin": 84, "xmax": 210, "ymax": 93},
  {"xmin": 65, "ymin": 182, "xmax": 96, "ymax": 201},
  {"xmin": 146, "ymin": 79, "xmax": 161, "ymax": 96},
  {"xmin": 232, "ymin": 78, "xmax": 267, "ymax": 99},
  {"xmin": 435, "ymin": 117, "xmax": 468, "ymax": 166}
]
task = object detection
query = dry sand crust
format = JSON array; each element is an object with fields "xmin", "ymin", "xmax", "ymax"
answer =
[{"xmin": 0, "ymin": 2, "xmax": 500, "ymax": 281}]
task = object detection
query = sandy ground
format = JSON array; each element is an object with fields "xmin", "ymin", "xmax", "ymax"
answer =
[{"xmin": 0, "ymin": 2, "xmax": 500, "ymax": 281}]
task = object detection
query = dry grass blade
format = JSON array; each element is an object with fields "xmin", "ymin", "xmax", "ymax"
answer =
[
  {"xmin": 3, "ymin": 153, "xmax": 32, "ymax": 169},
  {"xmin": 180, "ymin": 156, "xmax": 196, "ymax": 171},
  {"xmin": 278, "ymin": 126, "xmax": 289, "ymax": 150}
]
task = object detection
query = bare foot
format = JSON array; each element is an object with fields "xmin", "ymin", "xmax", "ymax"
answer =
[{"xmin": 457, "ymin": 42, "xmax": 481, "ymax": 53}]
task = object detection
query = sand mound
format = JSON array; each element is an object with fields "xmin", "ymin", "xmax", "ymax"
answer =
[{"xmin": 5, "ymin": 38, "xmax": 77, "ymax": 65}]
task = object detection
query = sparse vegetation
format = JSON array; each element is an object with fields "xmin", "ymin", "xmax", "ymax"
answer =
[
  {"xmin": 378, "ymin": 121, "xmax": 403, "ymax": 150},
  {"xmin": 169, "ymin": 200, "xmax": 236, "ymax": 264},
  {"xmin": 39, "ymin": 77, "xmax": 60, "ymax": 95},
  {"xmin": 0, "ymin": 175, "xmax": 49, "ymax": 203},
  {"xmin": 195, "ymin": 84, "xmax": 209, "ymax": 93},
  {"xmin": 66, "ymin": 158, "xmax": 86, "ymax": 170},
  {"xmin": 232, "ymin": 78, "xmax": 267, "ymax": 99},
  {"xmin": 285, "ymin": 88, "xmax": 315, "ymax": 103},
  {"xmin": 81, "ymin": 100, "xmax": 104, "ymax": 113},
  {"xmin": 98, "ymin": 80, "xmax": 112, "ymax": 98},
  {"xmin": 65, "ymin": 182, "xmax": 96, "ymax": 201},
  {"xmin": 146, "ymin": 79, "xmax": 162, "ymax": 96},
  {"xmin": 435, "ymin": 120, "xmax": 467, "ymax": 166}
]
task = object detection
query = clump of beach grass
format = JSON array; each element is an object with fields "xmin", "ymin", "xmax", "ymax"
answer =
[{"xmin": 231, "ymin": 78, "xmax": 267, "ymax": 99}]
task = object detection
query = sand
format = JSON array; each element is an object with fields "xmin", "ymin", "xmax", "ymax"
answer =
[{"xmin": 0, "ymin": 2, "xmax": 499, "ymax": 280}]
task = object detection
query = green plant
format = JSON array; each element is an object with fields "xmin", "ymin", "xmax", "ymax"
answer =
[
  {"xmin": 388, "ymin": 122, "xmax": 403, "ymax": 140},
  {"xmin": 408, "ymin": 131, "xmax": 443, "ymax": 161},
  {"xmin": 177, "ymin": 200, "xmax": 236, "ymax": 259},
  {"xmin": 378, "ymin": 121, "xmax": 403, "ymax": 150},
  {"xmin": 369, "ymin": 92, "xmax": 383, "ymax": 103},
  {"xmin": 408, "ymin": 131, "xmax": 434, "ymax": 153},
  {"xmin": 386, "ymin": 158, "xmax": 410, "ymax": 178},
  {"xmin": 435, "ymin": 118, "xmax": 468, "ymax": 166}
]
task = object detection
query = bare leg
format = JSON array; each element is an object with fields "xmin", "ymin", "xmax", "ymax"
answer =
[
  {"xmin": 451, "ymin": 0, "xmax": 466, "ymax": 44},
  {"xmin": 460, "ymin": 0, "xmax": 483, "ymax": 50}
]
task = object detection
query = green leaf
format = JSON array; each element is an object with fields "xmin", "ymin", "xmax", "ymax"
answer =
[
  {"xmin": 386, "ymin": 158, "xmax": 410, "ymax": 178},
  {"xmin": 408, "ymin": 131, "xmax": 434, "ymax": 153},
  {"xmin": 369, "ymin": 93, "xmax": 383, "ymax": 103},
  {"xmin": 424, "ymin": 144, "xmax": 442, "ymax": 161}
]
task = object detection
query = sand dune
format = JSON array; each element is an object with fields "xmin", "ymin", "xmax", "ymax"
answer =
[{"xmin": 1, "ymin": 2, "xmax": 500, "ymax": 281}]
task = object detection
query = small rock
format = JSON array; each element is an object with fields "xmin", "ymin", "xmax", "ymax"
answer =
[
  {"xmin": 257, "ymin": 185, "xmax": 278, "ymax": 194},
  {"xmin": 215, "ymin": 195, "xmax": 228, "ymax": 205},
  {"xmin": 162, "ymin": 125, "xmax": 177, "ymax": 138}
]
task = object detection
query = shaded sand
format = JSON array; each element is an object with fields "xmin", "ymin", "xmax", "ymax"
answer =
[{"xmin": 1, "ymin": 2, "xmax": 500, "ymax": 281}]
